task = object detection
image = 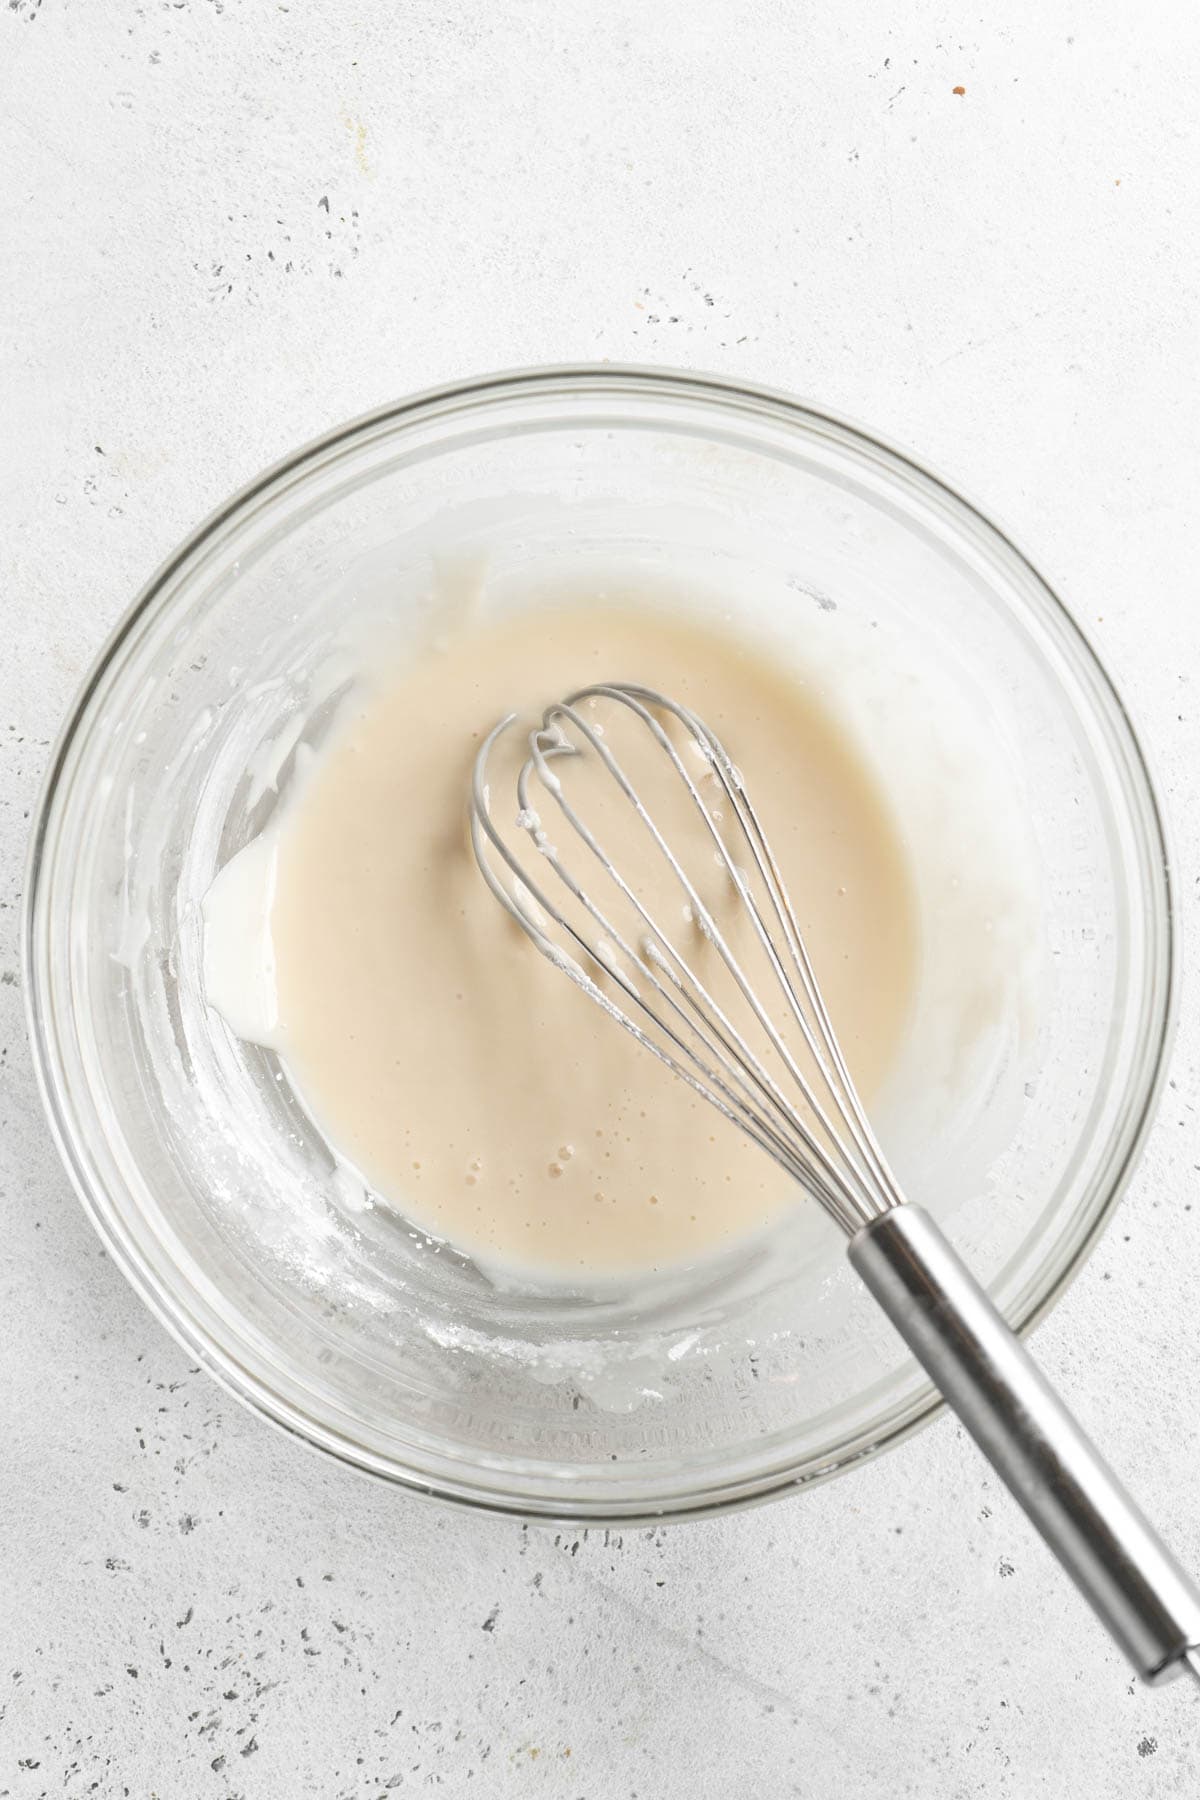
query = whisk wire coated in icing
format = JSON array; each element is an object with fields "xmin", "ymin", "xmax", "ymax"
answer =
[{"xmin": 472, "ymin": 683, "xmax": 899, "ymax": 1237}]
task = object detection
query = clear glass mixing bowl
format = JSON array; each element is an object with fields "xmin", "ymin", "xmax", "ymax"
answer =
[{"xmin": 25, "ymin": 368, "xmax": 1173, "ymax": 1520}]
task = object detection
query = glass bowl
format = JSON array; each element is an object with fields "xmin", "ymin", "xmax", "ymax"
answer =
[{"xmin": 24, "ymin": 367, "xmax": 1173, "ymax": 1521}]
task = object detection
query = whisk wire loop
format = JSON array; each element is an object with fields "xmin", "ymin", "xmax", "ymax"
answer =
[{"xmin": 470, "ymin": 682, "xmax": 901, "ymax": 1236}]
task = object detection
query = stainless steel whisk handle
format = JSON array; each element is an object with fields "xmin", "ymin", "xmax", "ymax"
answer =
[{"xmin": 850, "ymin": 1205, "xmax": 1200, "ymax": 1686}]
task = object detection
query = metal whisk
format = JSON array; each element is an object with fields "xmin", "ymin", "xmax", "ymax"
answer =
[{"xmin": 471, "ymin": 681, "xmax": 1200, "ymax": 1686}]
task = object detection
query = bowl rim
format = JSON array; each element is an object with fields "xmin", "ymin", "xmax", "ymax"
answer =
[{"xmin": 23, "ymin": 362, "xmax": 1177, "ymax": 1521}]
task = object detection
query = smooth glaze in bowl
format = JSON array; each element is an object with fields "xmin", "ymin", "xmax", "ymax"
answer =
[{"xmin": 25, "ymin": 368, "xmax": 1173, "ymax": 1520}]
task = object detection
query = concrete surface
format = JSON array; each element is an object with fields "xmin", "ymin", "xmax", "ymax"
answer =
[{"xmin": 3, "ymin": 2, "xmax": 1200, "ymax": 1794}]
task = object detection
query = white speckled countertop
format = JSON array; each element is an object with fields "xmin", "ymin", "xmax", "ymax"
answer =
[{"xmin": 3, "ymin": 3, "xmax": 1199, "ymax": 1794}]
